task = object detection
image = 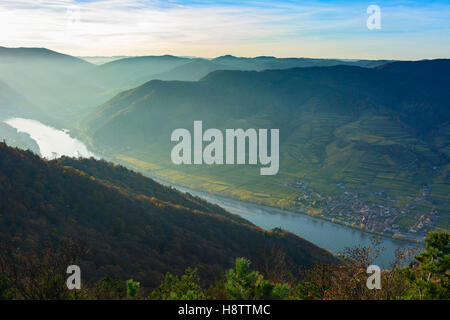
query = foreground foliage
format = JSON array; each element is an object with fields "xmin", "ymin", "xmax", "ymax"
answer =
[
  {"xmin": 402, "ymin": 232, "xmax": 449, "ymax": 299},
  {"xmin": 0, "ymin": 232, "xmax": 448, "ymax": 300}
]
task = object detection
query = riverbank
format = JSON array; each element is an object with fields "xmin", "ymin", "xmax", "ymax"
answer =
[
  {"xmin": 114, "ymin": 155, "xmax": 423, "ymax": 246},
  {"xmin": 1, "ymin": 117, "xmax": 420, "ymax": 266},
  {"xmin": 85, "ymin": 152, "xmax": 420, "ymax": 266},
  {"xmin": 86, "ymin": 144, "xmax": 420, "ymax": 246}
]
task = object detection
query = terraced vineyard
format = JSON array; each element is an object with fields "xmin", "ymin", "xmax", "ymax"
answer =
[{"xmin": 80, "ymin": 60, "xmax": 450, "ymax": 238}]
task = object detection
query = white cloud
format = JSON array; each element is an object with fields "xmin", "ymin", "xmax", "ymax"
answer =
[{"xmin": 0, "ymin": 0, "xmax": 449, "ymax": 59}]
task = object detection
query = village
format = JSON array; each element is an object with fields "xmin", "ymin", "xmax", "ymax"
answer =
[{"xmin": 288, "ymin": 180, "xmax": 437, "ymax": 242}]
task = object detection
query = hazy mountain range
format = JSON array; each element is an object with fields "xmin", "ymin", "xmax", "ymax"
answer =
[
  {"xmin": 0, "ymin": 46, "xmax": 392, "ymax": 125},
  {"xmin": 1, "ymin": 46, "xmax": 449, "ymax": 237}
]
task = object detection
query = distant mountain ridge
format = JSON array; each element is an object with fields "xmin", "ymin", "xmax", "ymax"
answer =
[
  {"xmin": 0, "ymin": 46, "xmax": 100, "ymax": 123},
  {"xmin": 0, "ymin": 46, "xmax": 92, "ymax": 64},
  {"xmin": 0, "ymin": 80, "xmax": 35, "ymax": 118},
  {"xmin": 0, "ymin": 46, "xmax": 396, "ymax": 125}
]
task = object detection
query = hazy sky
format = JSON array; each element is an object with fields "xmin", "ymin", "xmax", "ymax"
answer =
[{"xmin": 1, "ymin": 0, "xmax": 449, "ymax": 59}]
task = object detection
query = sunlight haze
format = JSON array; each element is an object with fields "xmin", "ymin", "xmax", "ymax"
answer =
[{"xmin": 1, "ymin": 0, "xmax": 449, "ymax": 59}]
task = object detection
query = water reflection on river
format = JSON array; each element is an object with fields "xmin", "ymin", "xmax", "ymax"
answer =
[{"xmin": 5, "ymin": 118, "xmax": 95, "ymax": 159}]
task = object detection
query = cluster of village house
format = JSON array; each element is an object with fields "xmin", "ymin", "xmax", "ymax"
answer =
[{"xmin": 289, "ymin": 180, "xmax": 437, "ymax": 240}]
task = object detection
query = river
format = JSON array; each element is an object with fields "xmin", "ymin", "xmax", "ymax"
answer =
[
  {"xmin": 4, "ymin": 118, "xmax": 95, "ymax": 159},
  {"xmin": 3, "ymin": 117, "xmax": 419, "ymax": 267}
]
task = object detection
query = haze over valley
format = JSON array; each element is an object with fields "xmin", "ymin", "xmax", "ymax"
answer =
[{"xmin": 1, "ymin": 46, "xmax": 449, "ymax": 245}]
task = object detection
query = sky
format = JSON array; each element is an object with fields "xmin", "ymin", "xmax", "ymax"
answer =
[{"xmin": 0, "ymin": 0, "xmax": 449, "ymax": 59}]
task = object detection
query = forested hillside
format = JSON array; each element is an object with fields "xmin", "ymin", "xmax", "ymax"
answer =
[{"xmin": 0, "ymin": 143, "xmax": 336, "ymax": 289}]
